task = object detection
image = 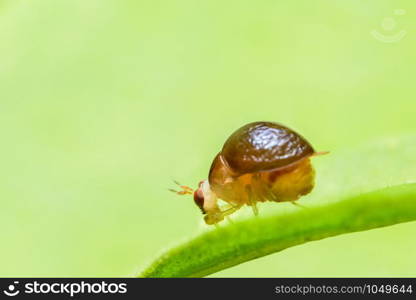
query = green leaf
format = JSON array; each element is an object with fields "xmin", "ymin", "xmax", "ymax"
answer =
[{"xmin": 139, "ymin": 135, "xmax": 416, "ymax": 277}]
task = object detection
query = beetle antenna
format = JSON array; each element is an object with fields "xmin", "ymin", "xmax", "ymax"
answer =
[{"xmin": 168, "ymin": 180, "xmax": 194, "ymax": 195}]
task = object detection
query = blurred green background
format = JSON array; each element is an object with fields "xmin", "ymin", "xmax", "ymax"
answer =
[{"xmin": 0, "ymin": 0, "xmax": 415, "ymax": 277}]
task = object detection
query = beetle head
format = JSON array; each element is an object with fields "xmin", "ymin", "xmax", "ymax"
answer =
[{"xmin": 193, "ymin": 181, "xmax": 206, "ymax": 214}]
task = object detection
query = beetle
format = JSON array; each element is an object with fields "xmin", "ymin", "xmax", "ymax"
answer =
[{"xmin": 170, "ymin": 121, "xmax": 327, "ymax": 225}]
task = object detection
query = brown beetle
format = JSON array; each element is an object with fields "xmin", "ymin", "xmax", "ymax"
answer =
[{"xmin": 171, "ymin": 121, "xmax": 327, "ymax": 225}]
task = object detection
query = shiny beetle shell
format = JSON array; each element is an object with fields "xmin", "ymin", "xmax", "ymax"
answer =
[
  {"xmin": 220, "ymin": 121, "xmax": 315, "ymax": 175},
  {"xmin": 170, "ymin": 121, "xmax": 324, "ymax": 225}
]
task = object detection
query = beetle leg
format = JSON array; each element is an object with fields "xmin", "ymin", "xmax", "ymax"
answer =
[
  {"xmin": 220, "ymin": 204, "xmax": 242, "ymax": 217},
  {"xmin": 250, "ymin": 201, "xmax": 259, "ymax": 216},
  {"xmin": 245, "ymin": 184, "xmax": 259, "ymax": 216},
  {"xmin": 312, "ymin": 151, "xmax": 330, "ymax": 157},
  {"xmin": 291, "ymin": 201, "xmax": 307, "ymax": 208},
  {"xmin": 246, "ymin": 195, "xmax": 259, "ymax": 216},
  {"xmin": 218, "ymin": 204, "xmax": 238, "ymax": 224},
  {"xmin": 204, "ymin": 204, "xmax": 241, "ymax": 225}
]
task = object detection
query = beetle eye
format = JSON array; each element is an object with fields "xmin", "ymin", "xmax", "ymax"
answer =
[{"xmin": 193, "ymin": 189, "xmax": 205, "ymax": 214}]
